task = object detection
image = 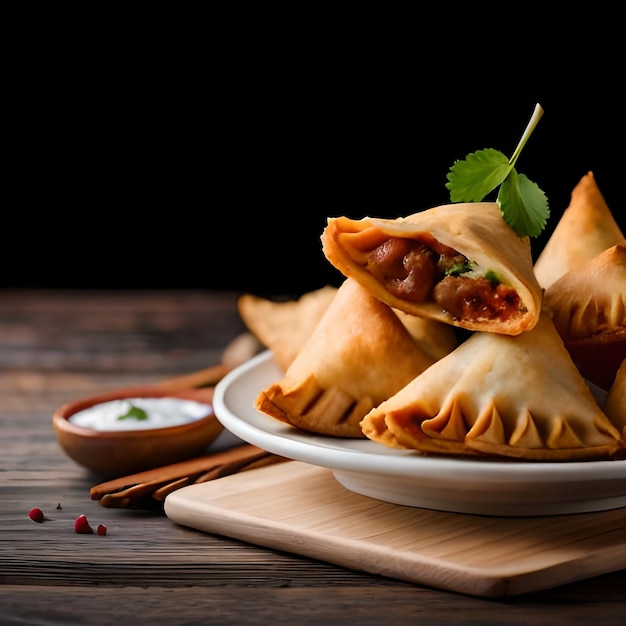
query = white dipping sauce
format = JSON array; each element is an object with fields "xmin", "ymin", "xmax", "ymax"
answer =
[{"xmin": 69, "ymin": 397, "xmax": 212, "ymax": 431}]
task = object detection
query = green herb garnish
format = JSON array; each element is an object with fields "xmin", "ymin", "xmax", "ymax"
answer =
[
  {"xmin": 445, "ymin": 103, "xmax": 550, "ymax": 238},
  {"xmin": 444, "ymin": 260, "xmax": 475, "ymax": 276},
  {"xmin": 117, "ymin": 404, "xmax": 148, "ymax": 421},
  {"xmin": 484, "ymin": 270, "xmax": 501, "ymax": 285}
]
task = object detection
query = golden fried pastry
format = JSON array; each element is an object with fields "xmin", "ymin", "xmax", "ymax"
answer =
[
  {"xmin": 393, "ymin": 309, "xmax": 459, "ymax": 362},
  {"xmin": 604, "ymin": 359, "xmax": 625, "ymax": 441},
  {"xmin": 321, "ymin": 203, "xmax": 542, "ymax": 336},
  {"xmin": 543, "ymin": 243, "xmax": 626, "ymax": 390},
  {"xmin": 255, "ymin": 278, "xmax": 440, "ymax": 438},
  {"xmin": 237, "ymin": 286, "xmax": 337, "ymax": 372},
  {"xmin": 533, "ymin": 171, "xmax": 625, "ymax": 289},
  {"xmin": 360, "ymin": 313, "xmax": 623, "ymax": 460}
]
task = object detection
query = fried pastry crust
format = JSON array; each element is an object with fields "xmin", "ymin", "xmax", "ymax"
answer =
[
  {"xmin": 534, "ymin": 171, "xmax": 624, "ymax": 289},
  {"xmin": 543, "ymin": 243, "xmax": 626, "ymax": 390},
  {"xmin": 360, "ymin": 313, "xmax": 623, "ymax": 460},
  {"xmin": 238, "ymin": 286, "xmax": 337, "ymax": 372},
  {"xmin": 255, "ymin": 278, "xmax": 446, "ymax": 437},
  {"xmin": 604, "ymin": 359, "xmax": 625, "ymax": 446}
]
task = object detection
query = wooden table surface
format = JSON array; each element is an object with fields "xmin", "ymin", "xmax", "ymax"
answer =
[{"xmin": 1, "ymin": 289, "xmax": 625, "ymax": 625}]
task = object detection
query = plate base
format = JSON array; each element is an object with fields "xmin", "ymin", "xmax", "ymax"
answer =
[{"xmin": 334, "ymin": 470, "xmax": 626, "ymax": 516}]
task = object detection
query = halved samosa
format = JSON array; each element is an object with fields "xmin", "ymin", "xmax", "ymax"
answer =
[
  {"xmin": 321, "ymin": 203, "xmax": 542, "ymax": 336},
  {"xmin": 238, "ymin": 286, "xmax": 338, "ymax": 372},
  {"xmin": 604, "ymin": 359, "xmax": 625, "ymax": 445},
  {"xmin": 360, "ymin": 313, "xmax": 623, "ymax": 460},
  {"xmin": 534, "ymin": 171, "xmax": 625, "ymax": 289},
  {"xmin": 543, "ymin": 243, "xmax": 626, "ymax": 390},
  {"xmin": 255, "ymin": 278, "xmax": 447, "ymax": 438}
]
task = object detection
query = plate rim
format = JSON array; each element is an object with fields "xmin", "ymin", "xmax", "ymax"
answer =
[{"xmin": 213, "ymin": 350, "xmax": 626, "ymax": 488}]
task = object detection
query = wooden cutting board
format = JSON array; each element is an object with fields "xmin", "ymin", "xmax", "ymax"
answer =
[{"xmin": 164, "ymin": 460, "xmax": 626, "ymax": 598}]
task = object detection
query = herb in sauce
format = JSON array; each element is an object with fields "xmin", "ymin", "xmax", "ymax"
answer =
[{"xmin": 117, "ymin": 404, "xmax": 148, "ymax": 422}]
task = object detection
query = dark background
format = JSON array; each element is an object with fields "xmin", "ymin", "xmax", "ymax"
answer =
[{"xmin": 6, "ymin": 34, "xmax": 624, "ymax": 297}]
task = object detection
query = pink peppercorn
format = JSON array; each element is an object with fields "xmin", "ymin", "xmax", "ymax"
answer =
[
  {"xmin": 74, "ymin": 514, "xmax": 94, "ymax": 534},
  {"xmin": 28, "ymin": 507, "xmax": 44, "ymax": 523}
]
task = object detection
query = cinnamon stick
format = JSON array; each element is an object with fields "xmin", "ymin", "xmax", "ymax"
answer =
[{"xmin": 90, "ymin": 444, "xmax": 270, "ymax": 501}]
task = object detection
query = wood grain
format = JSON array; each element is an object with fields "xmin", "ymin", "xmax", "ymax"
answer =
[
  {"xmin": 1, "ymin": 290, "xmax": 625, "ymax": 625},
  {"xmin": 165, "ymin": 461, "xmax": 626, "ymax": 598}
]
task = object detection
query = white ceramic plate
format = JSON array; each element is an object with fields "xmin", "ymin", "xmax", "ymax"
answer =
[{"xmin": 213, "ymin": 351, "xmax": 626, "ymax": 517}]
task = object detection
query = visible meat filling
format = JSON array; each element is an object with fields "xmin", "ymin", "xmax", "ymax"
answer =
[
  {"xmin": 433, "ymin": 275, "xmax": 522, "ymax": 321},
  {"xmin": 366, "ymin": 236, "xmax": 523, "ymax": 322},
  {"xmin": 366, "ymin": 239, "xmax": 438, "ymax": 302}
]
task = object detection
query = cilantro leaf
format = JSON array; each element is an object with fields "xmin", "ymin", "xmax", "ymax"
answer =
[
  {"xmin": 446, "ymin": 148, "xmax": 510, "ymax": 202},
  {"xmin": 445, "ymin": 103, "xmax": 550, "ymax": 238},
  {"xmin": 117, "ymin": 404, "xmax": 148, "ymax": 421},
  {"xmin": 497, "ymin": 170, "xmax": 549, "ymax": 238}
]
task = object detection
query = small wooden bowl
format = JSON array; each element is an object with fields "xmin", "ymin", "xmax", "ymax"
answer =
[{"xmin": 52, "ymin": 386, "xmax": 224, "ymax": 478}]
